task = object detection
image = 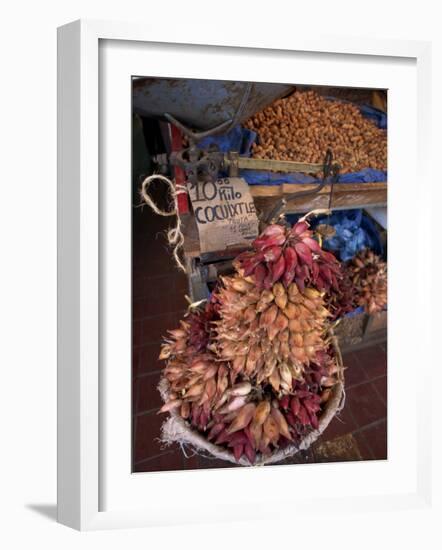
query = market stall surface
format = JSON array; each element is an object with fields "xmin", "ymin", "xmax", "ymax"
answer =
[{"xmin": 132, "ymin": 206, "xmax": 387, "ymax": 472}]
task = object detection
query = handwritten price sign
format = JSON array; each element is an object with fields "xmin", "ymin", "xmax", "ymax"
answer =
[{"xmin": 188, "ymin": 177, "xmax": 259, "ymax": 253}]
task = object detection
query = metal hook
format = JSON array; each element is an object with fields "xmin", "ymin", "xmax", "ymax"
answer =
[{"xmin": 264, "ymin": 149, "xmax": 338, "ymax": 225}]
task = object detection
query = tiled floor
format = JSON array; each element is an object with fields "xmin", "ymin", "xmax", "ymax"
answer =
[{"xmin": 132, "ymin": 205, "xmax": 387, "ymax": 472}]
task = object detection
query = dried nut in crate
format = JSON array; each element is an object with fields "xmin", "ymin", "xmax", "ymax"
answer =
[{"xmin": 244, "ymin": 90, "xmax": 387, "ymax": 174}]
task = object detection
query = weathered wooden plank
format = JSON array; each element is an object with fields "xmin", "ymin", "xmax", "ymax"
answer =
[{"xmin": 252, "ymin": 182, "xmax": 387, "ymax": 214}]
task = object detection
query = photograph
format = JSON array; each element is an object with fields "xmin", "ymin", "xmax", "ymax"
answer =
[{"xmin": 131, "ymin": 77, "xmax": 388, "ymax": 472}]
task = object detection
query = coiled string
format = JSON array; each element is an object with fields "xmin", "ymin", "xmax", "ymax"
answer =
[{"xmin": 139, "ymin": 174, "xmax": 188, "ymax": 272}]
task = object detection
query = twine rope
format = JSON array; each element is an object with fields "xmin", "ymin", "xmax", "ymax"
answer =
[{"xmin": 139, "ymin": 174, "xmax": 188, "ymax": 272}]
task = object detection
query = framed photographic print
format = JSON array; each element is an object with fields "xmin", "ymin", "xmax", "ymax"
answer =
[{"xmin": 57, "ymin": 19, "xmax": 432, "ymax": 530}]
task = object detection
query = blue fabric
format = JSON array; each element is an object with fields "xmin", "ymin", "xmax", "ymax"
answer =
[
  {"xmin": 242, "ymin": 167, "xmax": 386, "ymax": 185},
  {"xmin": 240, "ymin": 170, "xmax": 317, "ymax": 185},
  {"xmin": 198, "ymin": 125, "xmax": 256, "ymax": 156},
  {"xmin": 338, "ymin": 168, "xmax": 386, "ymax": 183},
  {"xmin": 344, "ymin": 306, "xmax": 364, "ymax": 318},
  {"xmin": 315, "ymin": 210, "xmax": 383, "ymax": 261},
  {"xmin": 286, "ymin": 209, "xmax": 383, "ymax": 261},
  {"xmin": 359, "ymin": 104, "xmax": 387, "ymax": 129}
]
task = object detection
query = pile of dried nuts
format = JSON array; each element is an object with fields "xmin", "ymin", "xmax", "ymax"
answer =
[{"xmin": 244, "ymin": 90, "xmax": 387, "ymax": 174}]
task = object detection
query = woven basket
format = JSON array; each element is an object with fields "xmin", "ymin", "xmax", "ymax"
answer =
[{"xmin": 159, "ymin": 332, "xmax": 345, "ymax": 467}]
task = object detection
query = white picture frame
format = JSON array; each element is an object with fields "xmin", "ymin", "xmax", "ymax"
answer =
[{"xmin": 57, "ymin": 19, "xmax": 432, "ymax": 531}]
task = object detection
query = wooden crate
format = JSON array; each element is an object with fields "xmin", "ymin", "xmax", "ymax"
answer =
[
  {"xmin": 335, "ymin": 310, "xmax": 387, "ymax": 352},
  {"xmin": 364, "ymin": 310, "xmax": 388, "ymax": 336},
  {"xmin": 334, "ymin": 312, "xmax": 367, "ymax": 350}
]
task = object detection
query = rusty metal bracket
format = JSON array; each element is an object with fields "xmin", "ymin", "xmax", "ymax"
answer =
[{"xmin": 165, "ymin": 112, "xmax": 232, "ymax": 186}]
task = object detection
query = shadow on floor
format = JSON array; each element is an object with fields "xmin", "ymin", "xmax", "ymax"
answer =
[{"xmin": 26, "ymin": 504, "xmax": 57, "ymax": 522}]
